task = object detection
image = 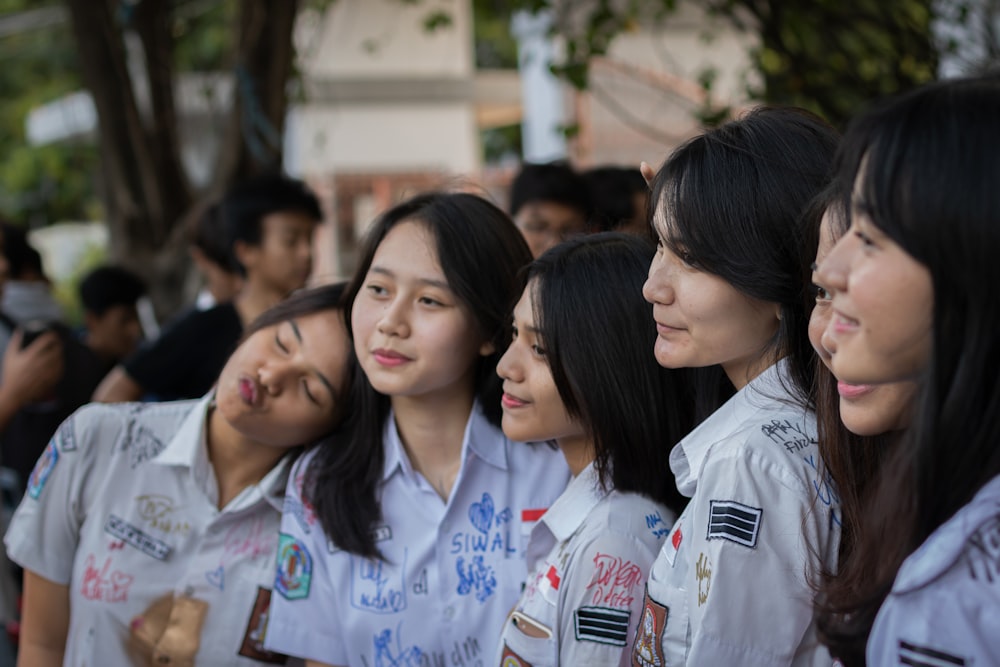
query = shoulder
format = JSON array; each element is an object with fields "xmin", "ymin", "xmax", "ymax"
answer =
[
  {"xmin": 585, "ymin": 492, "xmax": 674, "ymax": 552},
  {"xmin": 893, "ymin": 475, "xmax": 1000, "ymax": 594}
]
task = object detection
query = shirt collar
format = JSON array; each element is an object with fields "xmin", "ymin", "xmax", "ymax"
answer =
[
  {"xmin": 541, "ymin": 462, "xmax": 607, "ymax": 542},
  {"xmin": 669, "ymin": 358, "xmax": 796, "ymax": 497},
  {"xmin": 151, "ymin": 392, "xmax": 294, "ymax": 512},
  {"xmin": 381, "ymin": 401, "xmax": 509, "ymax": 481}
]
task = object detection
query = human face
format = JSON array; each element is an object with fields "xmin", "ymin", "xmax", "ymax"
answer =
[
  {"xmin": 87, "ymin": 303, "xmax": 144, "ymax": 363},
  {"xmin": 643, "ymin": 204, "xmax": 781, "ymax": 389},
  {"xmin": 240, "ymin": 211, "xmax": 316, "ymax": 295},
  {"xmin": 351, "ymin": 221, "xmax": 493, "ymax": 403},
  {"xmin": 514, "ymin": 201, "xmax": 588, "ymax": 258},
  {"xmin": 214, "ymin": 309, "xmax": 349, "ymax": 448},
  {"xmin": 817, "ymin": 170, "xmax": 934, "ymax": 385},
  {"xmin": 496, "ymin": 284, "xmax": 586, "ymax": 449},
  {"xmin": 810, "ymin": 209, "xmax": 917, "ymax": 435}
]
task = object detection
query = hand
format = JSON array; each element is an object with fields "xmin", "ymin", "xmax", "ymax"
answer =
[{"xmin": 1, "ymin": 329, "xmax": 64, "ymax": 408}]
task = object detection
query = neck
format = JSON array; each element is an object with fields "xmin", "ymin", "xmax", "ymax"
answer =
[
  {"xmin": 724, "ymin": 352, "xmax": 781, "ymax": 391},
  {"xmin": 391, "ymin": 389, "xmax": 475, "ymax": 500},
  {"xmin": 206, "ymin": 406, "xmax": 287, "ymax": 509},
  {"xmin": 233, "ymin": 281, "xmax": 285, "ymax": 327},
  {"xmin": 557, "ymin": 435, "xmax": 595, "ymax": 477}
]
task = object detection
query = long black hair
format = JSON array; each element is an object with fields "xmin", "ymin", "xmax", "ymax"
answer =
[
  {"xmin": 306, "ymin": 192, "xmax": 533, "ymax": 559},
  {"xmin": 816, "ymin": 75, "xmax": 1000, "ymax": 664},
  {"xmin": 527, "ymin": 233, "xmax": 693, "ymax": 512},
  {"xmin": 650, "ymin": 106, "xmax": 839, "ymax": 416}
]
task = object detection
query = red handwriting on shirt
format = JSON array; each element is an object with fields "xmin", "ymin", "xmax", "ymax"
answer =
[
  {"xmin": 221, "ymin": 517, "xmax": 277, "ymax": 566},
  {"xmin": 80, "ymin": 554, "xmax": 134, "ymax": 603},
  {"xmin": 586, "ymin": 553, "xmax": 643, "ymax": 608}
]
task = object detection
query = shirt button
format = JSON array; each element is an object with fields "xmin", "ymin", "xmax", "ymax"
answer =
[{"xmin": 443, "ymin": 605, "xmax": 455, "ymax": 620}]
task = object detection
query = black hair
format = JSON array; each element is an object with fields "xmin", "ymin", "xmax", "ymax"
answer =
[
  {"xmin": 78, "ymin": 266, "xmax": 148, "ymax": 316},
  {"xmin": 242, "ymin": 282, "xmax": 347, "ymax": 339},
  {"xmin": 527, "ymin": 233, "xmax": 692, "ymax": 511},
  {"xmin": 509, "ymin": 161, "xmax": 594, "ymax": 221},
  {"xmin": 650, "ymin": 106, "xmax": 839, "ymax": 412},
  {"xmin": 583, "ymin": 166, "xmax": 649, "ymax": 232},
  {"xmin": 1, "ymin": 223, "xmax": 45, "ymax": 280},
  {"xmin": 188, "ymin": 202, "xmax": 238, "ymax": 274},
  {"xmin": 815, "ymin": 75, "xmax": 1000, "ymax": 665},
  {"xmin": 307, "ymin": 191, "xmax": 533, "ymax": 559},
  {"xmin": 218, "ymin": 172, "xmax": 322, "ymax": 275}
]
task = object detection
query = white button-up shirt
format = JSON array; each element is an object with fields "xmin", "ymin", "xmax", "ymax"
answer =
[
  {"xmin": 867, "ymin": 473, "xmax": 1000, "ymax": 666},
  {"xmin": 496, "ymin": 463, "xmax": 673, "ymax": 667},
  {"xmin": 4, "ymin": 395, "xmax": 300, "ymax": 666},
  {"xmin": 264, "ymin": 403, "xmax": 570, "ymax": 666},
  {"xmin": 630, "ymin": 360, "xmax": 840, "ymax": 667}
]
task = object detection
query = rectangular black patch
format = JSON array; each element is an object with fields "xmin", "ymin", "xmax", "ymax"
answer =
[
  {"xmin": 574, "ymin": 606, "xmax": 630, "ymax": 647},
  {"xmin": 706, "ymin": 500, "xmax": 762, "ymax": 548},
  {"xmin": 898, "ymin": 640, "xmax": 966, "ymax": 666},
  {"xmin": 104, "ymin": 514, "xmax": 172, "ymax": 560}
]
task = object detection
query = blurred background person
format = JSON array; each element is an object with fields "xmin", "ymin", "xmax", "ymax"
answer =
[
  {"xmin": 509, "ymin": 161, "xmax": 593, "ymax": 257},
  {"xmin": 583, "ymin": 165, "xmax": 650, "ymax": 237}
]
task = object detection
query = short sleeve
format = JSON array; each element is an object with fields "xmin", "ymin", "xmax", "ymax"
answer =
[
  {"xmin": 263, "ymin": 450, "xmax": 349, "ymax": 665},
  {"xmin": 557, "ymin": 531, "xmax": 662, "ymax": 667},
  {"xmin": 682, "ymin": 446, "xmax": 831, "ymax": 666},
  {"xmin": 4, "ymin": 410, "xmax": 95, "ymax": 585}
]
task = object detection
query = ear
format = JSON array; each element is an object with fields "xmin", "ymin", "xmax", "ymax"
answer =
[
  {"xmin": 479, "ymin": 340, "xmax": 496, "ymax": 357},
  {"xmin": 775, "ymin": 302, "xmax": 783, "ymax": 321},
  {"xmin": 232, "ymin": 240, "xmax": 257, "ymax": 273}
]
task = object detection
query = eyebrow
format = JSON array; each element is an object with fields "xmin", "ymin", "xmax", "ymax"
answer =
[
  {"xmin": 288, "ymin": 319, "xmax": 337, "ymax": 400},
  {"xmin": 369, "ymin": 266, "xmax": 452, "ymax": 292}
]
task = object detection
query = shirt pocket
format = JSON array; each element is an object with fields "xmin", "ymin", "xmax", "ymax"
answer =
[{"xmin": 499, "ymin": 613, "xmax": 558, "ymax": 667}]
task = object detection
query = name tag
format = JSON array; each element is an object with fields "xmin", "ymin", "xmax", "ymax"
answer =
[{"xmin": 105, "ymin": 514, "xmax": 172, "ymax": 560}]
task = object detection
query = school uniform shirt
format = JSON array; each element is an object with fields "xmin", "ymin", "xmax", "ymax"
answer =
[
  {"xmin": 630, "ymin": 360, "xmax": 840, "ymax": 667},
  {"xmin": 264, "ymin": 403, "xmax": 571, "ymax": 667},
  {"xmin": 496, "ymin": 462, "xmax": 674, "ymax": 667},
  {"xmin": 866, "ymin": 473, "xmax": 1000, "ymax": 667},
  {"xmin": 3, "ymin": 395, "xmax": 301, "ymax": 667}
]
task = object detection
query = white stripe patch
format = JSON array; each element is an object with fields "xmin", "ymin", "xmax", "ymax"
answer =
[
  {"xmin": 898, "ymin": 640, "xmax": 966, "ymax": 667},
  {"xmin": 104, "ymin": 515, "xmax": 172, "ymax": 560},
  {"xmin": 706, "ymin": 500, "xmax": 762, "ymax": 548},
  {"xmin": 574, "ymin": 606, "xmax": 630, "ymax": 646}
]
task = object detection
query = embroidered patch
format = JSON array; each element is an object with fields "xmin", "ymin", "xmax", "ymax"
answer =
[
  {"xmin": 706, "ymin": 500, "xmax": 762, "ymax": 548},
  {"xmin": 500, "ymin": 642, "xmax": 533, "ymax": 667},
  {"xmin": 574, "ymin": 606, "xmax": 630, "ymax": 647},
  {"xmin": 27, "ymin": 441, "xmax": 59, "ymax": 499},
  {"xmin": 104, "ymin": 515, "xmax": 172, "ymax": 560},
  {"xmin": 500, "ymin": 642, "xmax": 531, "ymax": 667},
  {"xmin": 538, "ymin": 564, "xmax": 560, "ymax": 604},
  {"xmin": 238, "ymin": 587, "xmax": 289, "ymax": 663},
  {"xmin": 275, "ymin": 533, "xmax": 312, "ymax": 600},
  {"xmin": 897, "ymin": 640, "xmax": 966, "ymax": 666},
  {"xmin": 631, "ymin": 587, "xmax": 667, "ymax": 667}
]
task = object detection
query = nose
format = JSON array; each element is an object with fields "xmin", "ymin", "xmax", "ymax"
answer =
[
  {"xmin": 642, "ymin": 252, "xmax": 675, "ymax": 306},
  {"xmin": 496, "ymin": 343, "xmax": 523, "ymax": 382},
  {"xmin": 258, "ymin": 359, "xmax": 296, "ymax": 396},
  {"xmin": 377, "ymin": 297, "xmax": 410, "ymax": 338},
  {"xmin": 815, "ymin": 233, "xmax": 854, "ymax": 296}
]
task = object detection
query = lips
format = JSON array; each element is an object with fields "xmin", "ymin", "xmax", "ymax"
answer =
[
  {"xmin": 373, "ymin": 348, "xmax": 412, "ymax": 367},
  {"xmin": 238, "ymin": 376, "xmax": 260, "ymax": 406},
  {"xmin": 654, "ymin": 320, "xmax": 685, "ymax": 335},
  {"xmin": 837, "ymin": 381, "xmax": 874, "ymax": 399},
  {"xmin": 501, "ymin": 392, "xmax": 530, "ymax": 409},
  {"xmin": 831, "ymin": 311, "xmax": 860, "ymax": 334}
]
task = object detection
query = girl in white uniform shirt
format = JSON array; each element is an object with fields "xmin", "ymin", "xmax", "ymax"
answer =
[
  {"xmin": 815, "ymin": 75, "xmax": 1000, "ymax": 666},
  {"xmin": 494, "ymin": 233, "xmax": 694, "ymax": 666},
  {"xmin": 4, "ymin": 284, "xmax": 353, "ymax": 666},
  {"xmin": 264, "ymin": 192, "xmax": 570, "ymax": 667},
  {"xmin": 631, "ymin": 107, "xmax": 841, "ymax": 667}
]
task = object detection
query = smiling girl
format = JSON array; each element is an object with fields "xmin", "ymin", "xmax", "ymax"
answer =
[
  {"xmin": 264, "ymin": 192, "xmax": 569, "ymax": 667},
  {"xmin": 5, "ymin": 284, "xmax": 353, "ymax": 667},
  {"xmin": 815, "ymin": 75, "xmax": 1000, "ymax": 665},
  {"xmin": 631, "ymin": 107, "xmax": 841, "ymax": 666},
  {"xmin": 494, "ymin": 233, "xmax": 693, "ymax": 666}
]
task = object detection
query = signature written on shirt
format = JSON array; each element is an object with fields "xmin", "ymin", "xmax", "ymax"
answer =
[
  {"xmin": 135, "ymin": 494, "xmax": 191, "ymax": 536},
  {"xmin": 586, "ymin": 552, "xmax": 644, "ymax": 608},
  {"xmin": 80, "ymin": 553, "xmax": 134, "ymax": 603}
]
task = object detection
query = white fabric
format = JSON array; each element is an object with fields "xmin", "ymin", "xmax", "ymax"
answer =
[
  {"xmin": 630, "ymin": 360, "xmax": 840, "ymax": 667},
  {"xmin": 496, "ymin": 462, "xmax": 673, "ymax": 667},
  {"xmin": 867, "ymin": 473, "xmax": 1000, "ymax": 666},
  {"xmin": 264, "ymin": 403, "xmax": 570, "ymax": 666},
  {"xmin": 4, "ymin": 395, "xmax": 301, "ymax": 666}
]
